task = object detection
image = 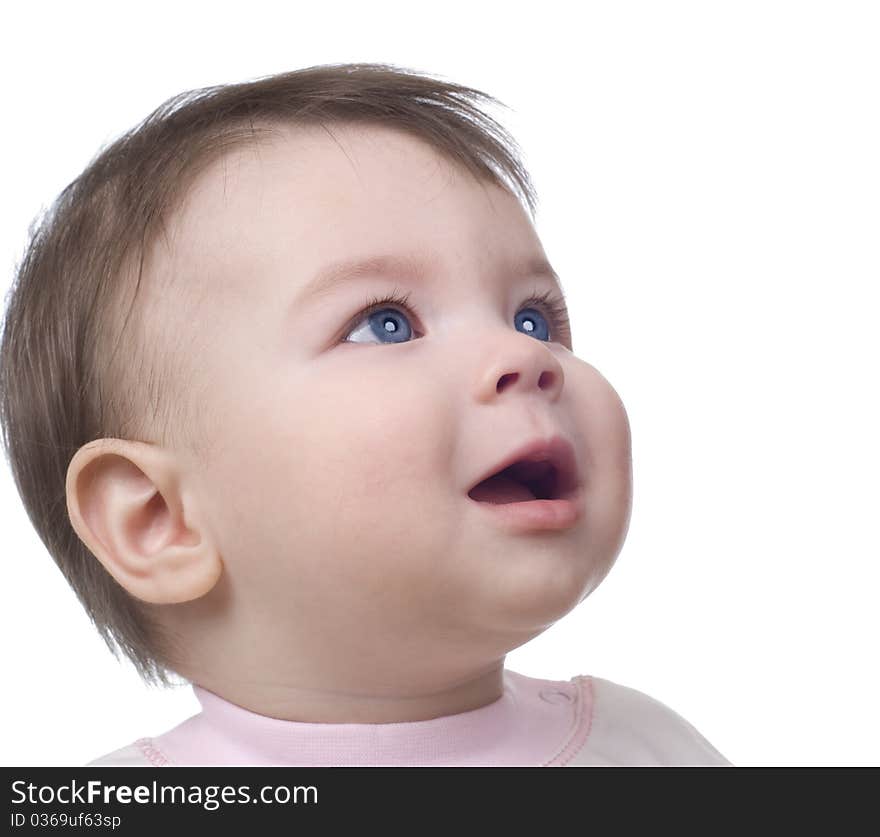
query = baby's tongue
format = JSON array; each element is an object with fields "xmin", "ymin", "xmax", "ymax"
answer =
[{"xmin": 469, "ymin": 473, "xmax": 537, "ymax": 504}]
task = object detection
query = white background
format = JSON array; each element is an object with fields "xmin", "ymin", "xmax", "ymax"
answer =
[{"xmin": 2, "ymin": 0, "xmax": 877, "ymax": 767}]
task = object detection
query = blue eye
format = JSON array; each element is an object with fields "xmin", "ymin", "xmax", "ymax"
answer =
[
  {"xmin": 515, "ymin": 307, "xmax": 553, "ymax": 341},
  {"xmin": 343, "ymin": 292, "xmax": 414, "ymax": 344},
  {"xmin": 342, "ymin": 289, "xmax": 571, "ymax": 346}
]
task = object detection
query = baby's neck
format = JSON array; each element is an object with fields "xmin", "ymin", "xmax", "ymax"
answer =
[{"xmin": 189, "ymin": 661, "xmax": 506, "ymax": 724}]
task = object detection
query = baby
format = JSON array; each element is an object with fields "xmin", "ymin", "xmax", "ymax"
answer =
[{"xmin": 0, "ymin": 63, "xmax": 730, "ymax": 767}]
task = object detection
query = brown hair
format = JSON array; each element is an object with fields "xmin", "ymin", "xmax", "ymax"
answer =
[{"xmin": 0, "ymin": 62, "xmax": 538, "ymax": 686}]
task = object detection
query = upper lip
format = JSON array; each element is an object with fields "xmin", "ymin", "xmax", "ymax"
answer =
[{"xmin": 466, "ymin": 434, "xmax": 581, "ymax": 500}]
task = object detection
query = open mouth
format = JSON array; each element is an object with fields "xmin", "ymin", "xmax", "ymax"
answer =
[
  {"xmin": 467, "ymin": 460, "xmax": 561, "ymax": 504},
  {"xmin": 466, "ymin": 436, "xmax": 580, "ymax": 505}
]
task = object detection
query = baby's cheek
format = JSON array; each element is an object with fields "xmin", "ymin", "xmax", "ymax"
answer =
[
  {"xmin": 319, "ymin": 375, "xmax": 448, "ymax": 492},
  {"xmin": 559, "ymin": 357, "xmax": 633, "ymax": 569},
  {"xmin": 566, "ymin": 358, "xmax": 631, "ymax": 470}
]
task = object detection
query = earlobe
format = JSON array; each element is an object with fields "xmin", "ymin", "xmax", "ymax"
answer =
[{"xmin": 65, "ymin": 438, "xmax": 222, "ymax": 604}]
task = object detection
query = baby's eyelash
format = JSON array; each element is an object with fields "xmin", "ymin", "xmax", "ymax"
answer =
[
  {"xmin": 357, "ymin": 289, "xmax": 417, "ymax": 322},
  {"xmin": 350, "ymin": 287, "xmax": 571, "ymax": 343}
]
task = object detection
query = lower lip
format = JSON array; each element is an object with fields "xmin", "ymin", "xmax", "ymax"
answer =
[{"xmin": 468, "ymin": 488, "xmax": 585, "ymax": 533}]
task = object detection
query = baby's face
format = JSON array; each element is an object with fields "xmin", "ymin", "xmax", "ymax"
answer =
[{"xmin": 153, "ymin": 123, "xmax": 632, "ymax": 692}]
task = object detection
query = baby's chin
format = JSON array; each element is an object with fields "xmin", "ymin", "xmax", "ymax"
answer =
[{"xmin": 467, "ymin": 561, "xmax": 602, "ymax": 637}]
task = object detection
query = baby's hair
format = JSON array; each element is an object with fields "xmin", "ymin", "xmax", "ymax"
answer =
[{"xmin": 0, "ymin": 63, "xmax": 537, "ymax": 686}]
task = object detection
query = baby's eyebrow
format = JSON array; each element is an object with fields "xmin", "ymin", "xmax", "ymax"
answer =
[{"xmin": 294, "ymin": 252, "xmax": 562, "ymax": 306}]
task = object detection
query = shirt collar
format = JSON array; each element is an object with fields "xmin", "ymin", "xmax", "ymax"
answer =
[{"xmin": 149, "ymin": 668, "xmax": 586, "ymax": 766}]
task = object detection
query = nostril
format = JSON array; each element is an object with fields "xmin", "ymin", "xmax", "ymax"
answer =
[
  {"xmin": 496, "ymin": 372, "xmax": 518, "ymax": 393},
  {"xmin": 495, "ymin": 370, "xmax": 558, "ymax": 394}
]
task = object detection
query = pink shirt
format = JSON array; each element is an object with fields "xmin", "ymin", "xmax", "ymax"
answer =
[{"xmin": 87, "ymin": 669, "xmax": 732, "ymax": 767}]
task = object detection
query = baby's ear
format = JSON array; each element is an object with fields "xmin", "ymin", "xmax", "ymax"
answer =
[{"xmin": 65, "ymin": 438, "xmax": 222, "ymax": 604}]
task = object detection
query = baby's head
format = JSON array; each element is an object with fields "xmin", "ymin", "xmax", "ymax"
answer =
[{"xmin": 1, "ymin": 64, "xmax": 632, "ymax": 715}]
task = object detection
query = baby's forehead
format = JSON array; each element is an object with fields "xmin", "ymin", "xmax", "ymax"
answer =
[
  {"xmin": 182, "ymin": 122, "xmax": 455, "ymax": 209},
  {"xmin": 161, "ymin": 122, "xmax": 520, "ymax": 273}
]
